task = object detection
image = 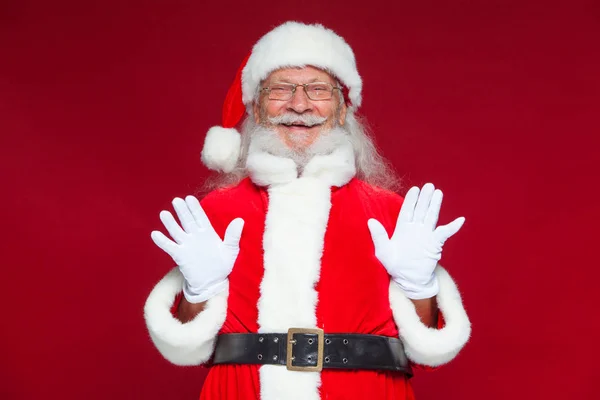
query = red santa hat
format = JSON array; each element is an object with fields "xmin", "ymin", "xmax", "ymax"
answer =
[{"xmin": 201, "ymin": 21, "xmax": 363, "ymax": 173}]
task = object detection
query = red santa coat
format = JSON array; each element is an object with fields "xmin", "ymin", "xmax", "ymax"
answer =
[{"xmin": 144, "ymin": 142, "xmax": 471, "ymax": 400}]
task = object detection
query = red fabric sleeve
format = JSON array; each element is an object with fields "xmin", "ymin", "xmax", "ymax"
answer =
[{"xmin": 169, "ymin": 292, "xmax": 183, "ymax": 318}]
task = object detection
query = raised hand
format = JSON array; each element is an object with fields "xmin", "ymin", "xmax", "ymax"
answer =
[
  {"xmin": 368, "ymin": 183, "xmax": 464, "ymax": 299},
  {"xmin": 151, "ymin": 195, "xmax": 244, "ymax": 303}
]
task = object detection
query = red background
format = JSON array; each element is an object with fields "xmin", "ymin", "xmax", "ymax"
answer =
[{"xmin": 1, "ymin": 1, "xmax": 599, "ymax": 399}]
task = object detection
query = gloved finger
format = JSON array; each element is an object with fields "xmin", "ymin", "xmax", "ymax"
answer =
[
  {"xmin": 368, "ymin": 218, "xmax": 390, "ymax": 249},
  {"xmin": 172, "ymin": 197, "xmax": 196, "ymax": 233},
  {"xmin": 424, "ymin": 189, "xmax": 443, "ymax": 230},
  {"xmin": 413, "ymin": 183, "xmax": 435, "ymax": 224},
  {"xmin": 434, "ymin": 217, "xmax": 465, "ymax": 243},
  {"xmin": 185, "ymin": 195, "xmax": 213, "ymax": 231},
  {"xmin": 397, "ymin": 186, "xmax": 420, "ymax": 223},
  {"xmin": 150, "ymin": 230, "xmax": 178, "ymax": 257},
  {"xmin": 159, "ymin": 210, "xmax": 186, "ymax": 243},
  {"xmin": 223, "ymin": 218, "xmax": 245, "ymax": 249}
]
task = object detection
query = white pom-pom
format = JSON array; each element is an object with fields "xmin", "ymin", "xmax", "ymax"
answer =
[{"xmin": 201, "ymin": 126, "xmax": 241, "ymax": 173}]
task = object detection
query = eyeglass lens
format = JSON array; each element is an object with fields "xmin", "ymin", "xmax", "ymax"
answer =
[{"xmin": 267, "ymin": 83, "xmax": 336, "ymax": 101}]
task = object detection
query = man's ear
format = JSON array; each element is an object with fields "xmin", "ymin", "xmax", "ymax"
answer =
[
  {"xmin": 338, "ymin": 103, "xmax": 348, "ymax": 126},
  {"xmin": 253, "ymin": 102, "xmax": 261, "ymax": 124}
]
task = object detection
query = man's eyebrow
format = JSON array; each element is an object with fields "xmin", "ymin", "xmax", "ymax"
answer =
[{"xmin": 307, "ymin": 78, "xmax": 331, "ymax": 83}]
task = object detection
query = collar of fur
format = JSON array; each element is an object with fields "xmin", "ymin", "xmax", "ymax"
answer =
[{"xmin": 246, "ymin": 139, "xmax": 356, "ymax": 187}]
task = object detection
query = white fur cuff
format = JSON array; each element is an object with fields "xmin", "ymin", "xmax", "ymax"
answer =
[
  {"xmin": 143, "ymin": 267, "xmax": 228, "ymax": 366},
  {"xmin": 201, "ymin": 126, "xmax": 241, "ymax": 173},
  {"xmin": 389, "ymin": 266, "xmax": 471, "ymax": 367}
]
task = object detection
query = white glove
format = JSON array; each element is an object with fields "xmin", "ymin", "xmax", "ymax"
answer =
[
  {"xmin": 151, "ymin": 195, "xmax": 244, "ymax": 303},
  {"xmin": 368, "ymin": 183, "xmax": 465, "ymax": 299}
]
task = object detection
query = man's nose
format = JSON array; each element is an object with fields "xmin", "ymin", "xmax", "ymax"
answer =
[{"xmin": 287, "ymin": 86, "xmax": 312, "ymax": 113}]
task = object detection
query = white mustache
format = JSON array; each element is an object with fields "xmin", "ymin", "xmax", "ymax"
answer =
[{"xmin": 268, "ymin": 113, "xmax": 327, "ymax": 127}]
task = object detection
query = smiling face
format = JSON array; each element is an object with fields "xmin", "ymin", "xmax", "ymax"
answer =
[{"xmin": 253, "ymin": 66, "xmax": 347, "ymax": 151}]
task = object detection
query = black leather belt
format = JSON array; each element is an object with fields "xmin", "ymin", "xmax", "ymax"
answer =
[{"xmin": 212, "ymin": 328, "xmax": 412, "ymax": 376}]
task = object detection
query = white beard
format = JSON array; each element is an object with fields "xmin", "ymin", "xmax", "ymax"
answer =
[{"xmin": 245, "ymin": 123, "xmax": 350, "ymax": 171}]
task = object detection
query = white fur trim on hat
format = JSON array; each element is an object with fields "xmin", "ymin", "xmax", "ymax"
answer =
[
  {"xmin": 143, "ymin": 267, "xmax": 228, "ymax": 365},
  {"xmin": 389, "ymin": 265, "xmax": 471, "ymax": 367},
  {"xmin": 242, "ymin": 21, "xmax": 362, "ymax": 108},
  {"xmin": 201, "ymin": 126, "xmax": 241, "ymax": 173}
]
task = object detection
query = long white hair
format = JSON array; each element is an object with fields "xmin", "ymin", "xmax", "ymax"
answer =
[{"xmin": 202, "ymin": 110, "xmax": 401, "ymax": 192}]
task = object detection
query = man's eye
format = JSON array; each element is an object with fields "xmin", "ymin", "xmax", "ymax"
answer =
[
  {"xmin": 311, "ymin": 85, "xmax": 329, "ymax": 91},
  {"xmin": 270, "ymin": 86, "xmax": 291, "ymax": 92}
]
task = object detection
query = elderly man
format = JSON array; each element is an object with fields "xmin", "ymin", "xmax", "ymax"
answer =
[{"xmin": 144, "ymin": 21, "xmax": 471, "ymax": 400}]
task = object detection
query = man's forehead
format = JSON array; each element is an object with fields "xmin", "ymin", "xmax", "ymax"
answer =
[{"xmin": 264, "ymin": 66, "xmax": 337, "ymax": 84}]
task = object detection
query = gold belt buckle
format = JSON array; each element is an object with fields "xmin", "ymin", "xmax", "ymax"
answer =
[{"xmin": 286, "ymin": 327, "xmax": 324, "ymax": 372}]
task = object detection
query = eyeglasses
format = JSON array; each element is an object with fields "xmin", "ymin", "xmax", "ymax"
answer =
[{"xmin": 260, "ymin": 82, "xmax": 342, "ymax": 101}]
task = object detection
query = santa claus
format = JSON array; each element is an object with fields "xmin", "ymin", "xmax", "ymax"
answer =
[{"xmin": 144, "ymin": 21, "xmax": 471, "ymax": 400}]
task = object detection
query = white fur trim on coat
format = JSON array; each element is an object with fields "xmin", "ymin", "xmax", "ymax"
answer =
[
  {"xmin": 242, "ymin": 22, "xmax": 362, "ymax": 109},
  {"xmin": 389, "ymin": 265, "xmax": 471, "ymax": 367},
  {"xmin": 246, "ymin": 137, "xmax": 356, "ymax": 188},
  {"xmin": 246, "ymin": 150, "xmax": 298, "ymax": 187},
  {"xmin": 143, "ymin": 267, "xmax": 228, "ymax": 366},
  {"xmin": 201, "ymin": 126, "xmax": 241, "ymax": 173},
  {"xmin": 257, "ymin": 177, "xmax": 331, "ymax": 400},
  {"xmin": 252, "ymin": 144, "xmax": 356, "ymax": 400},
  {"xmin": 302, "ymin": 139, "xmax": 356, "ymax": 187}
]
